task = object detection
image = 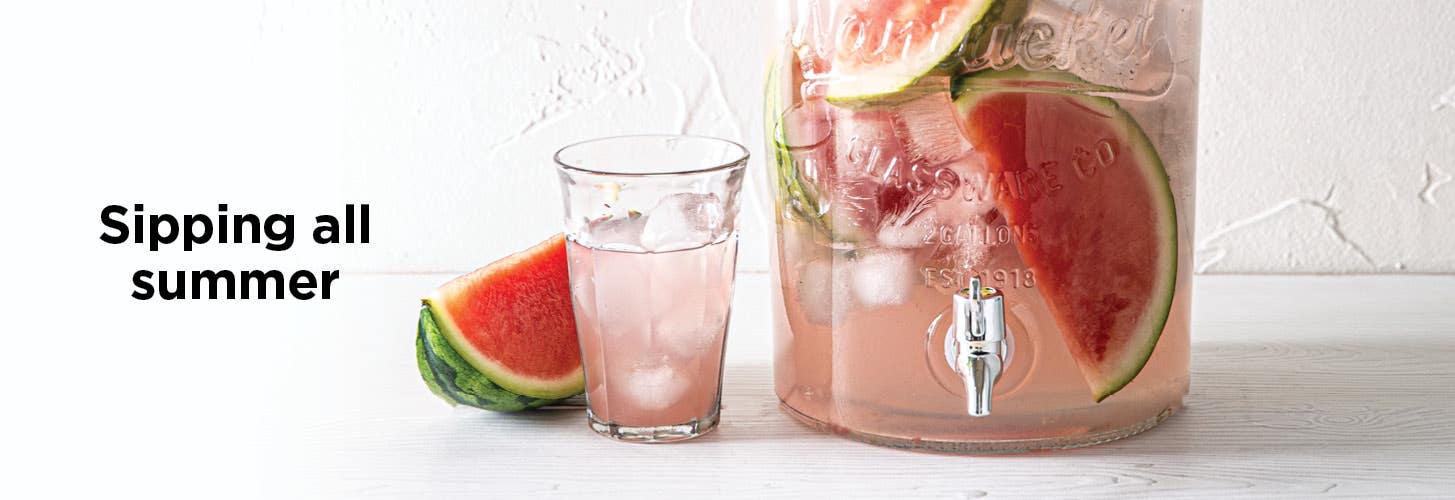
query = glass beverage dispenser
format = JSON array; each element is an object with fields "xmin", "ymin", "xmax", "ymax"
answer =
[{"xmin": 765, "ymin": 0, "xmax": 1200, "ymax": 452}]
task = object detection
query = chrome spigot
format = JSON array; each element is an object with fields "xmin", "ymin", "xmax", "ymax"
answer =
[{"xmin": 951, "ymin": 279, "xmax": 1005, "ymax": 417}]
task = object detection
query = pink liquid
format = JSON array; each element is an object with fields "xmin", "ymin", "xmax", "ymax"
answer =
[
  {"xmin": 567, "ymin": 238, "xmax": 737, "ymax": 428},
  {"xmin": 771, "ymin": 217, "xmax": 1191, "ymax": 446},
  {"xmin": 767, "ymin": 95, "xmax": 1194, "ymax": 448},
  {"xmin": 766, "ymin": 97, "xmax": 1194, "ymax": 447}
]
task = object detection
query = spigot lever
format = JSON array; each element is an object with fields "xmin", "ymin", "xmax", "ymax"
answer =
[{"xmin": 951, "ymin": 278, "xmax": 1005, "ymax": 417}]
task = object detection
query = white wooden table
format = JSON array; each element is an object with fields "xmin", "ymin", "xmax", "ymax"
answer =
[{"xmin": 275, "ymin": 275, "xmax": 1455, "ymax": 498}]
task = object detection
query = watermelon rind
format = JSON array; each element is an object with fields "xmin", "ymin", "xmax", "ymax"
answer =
[
  {"xmin": 416, "ymin": 306, "xmax": 563, "ymax": 412},
  {"xmin": 1081, "ymin": 105, "xmax": 1176, "ymax": 402},
  {"xmin": 421, "ymin": 296, "xmax": 585, "ymax": 400},
  {"xmin": 953, "ymin": 69, "xmax": 1178, "ymax": 402},
  {"xmin": 825, "ymin": 0, "xmax": 1000, "ymax": 103},
  {"xmin": 766, "ymin": 50, "xmax": 832, "ymax": 240}
]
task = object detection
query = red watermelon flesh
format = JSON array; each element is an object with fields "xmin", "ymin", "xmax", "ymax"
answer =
[
  {"xmin": 424, "ymin": 234, "xmax": 584, "ymax": 399},
  {"xmin": 822, "ymin": 0, "xmax": 998, "ymax": 102},
  {"xmin": 955, "ymin": 80, "xmax": 1178, "ymax": 401}
]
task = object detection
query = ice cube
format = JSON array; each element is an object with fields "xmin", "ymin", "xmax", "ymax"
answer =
[
  {"xmin": 831, "ymin": 108, "xmax": 902, "ymax": 180},
  {"xmin": 586, "ymin": 215, "xmax": 647, "ymax": 252},
  {"xmin": 825, "ymin": 106, "xmax": 921, "ymax": 242},
  {"xmin": 651, "ymin": 289, "xmax": 729, "ymax": 358},
  {"xmin": 850, "ymin": 250, "xmax": 917, "ymax": 308},
  {"xmin": 619, "ymin": 359, "xmax": 690, "ymax": 411},
  {"xmin": 641, "ymin": 193, "xmax": 724, "ymax": 252},
  {"xmin": 626, "ymin": 237, "xmax": 733, "ymax": 357},
  {"xmin": 892, "ymin": 92, "xmax": 973, "ymax": 166},
  {"xmin": 648, "ymin": 254, "xmax": 730, "ymax": 358},
  {"xmin": 795, "ymin": 255, "xmax": 855, "ymax": 326}
]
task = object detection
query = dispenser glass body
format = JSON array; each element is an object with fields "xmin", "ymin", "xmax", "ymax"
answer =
[{"xmin": 766, "ymin": 0, "xmax": 1200, "ymax": 452}]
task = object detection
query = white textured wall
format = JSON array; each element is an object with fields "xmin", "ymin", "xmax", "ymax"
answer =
[
  {"xmin": 6, "ymin": 0, "xmax": 1454, "ymax": 274},
  {"xmin": 1198, "ymin": 0, "xmax": 1455, "ymax": 273}
]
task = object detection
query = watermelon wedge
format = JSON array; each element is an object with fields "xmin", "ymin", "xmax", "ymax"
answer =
[
  {"xmin": 417, "ymin": 308, "xmax": 561, "ymax": 411},
  {"xmin": 954, "ymin": 71, "xmax": 1178, "ymax": 402},
  {"xmin": 417, "ymin": 234, "xmax": 585, "ymax": 410},
  {"xmin": 822, "ymin": 0, "xmax": 998, "ymax": 103}
]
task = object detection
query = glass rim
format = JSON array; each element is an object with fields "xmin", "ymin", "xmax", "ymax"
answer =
[{"xmin": 553, "ymin": 134, "xmax": 750, "ymax": 178}]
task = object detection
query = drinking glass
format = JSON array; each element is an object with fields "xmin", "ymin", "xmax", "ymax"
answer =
[{"xmin": 555, "ymin": 135, "xmax": 748, "ymax": 442}]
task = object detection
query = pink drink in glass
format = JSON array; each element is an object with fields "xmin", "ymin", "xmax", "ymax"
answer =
[
  {"xmin": 568, "ymin": 237, "xmax": 737, "ymax": 429},
  {"xmin": 555, "ymin": 135, "xmax": 749, "ymax": 442}
]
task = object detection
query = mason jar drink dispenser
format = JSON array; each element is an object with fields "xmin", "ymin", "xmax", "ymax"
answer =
[{"xmin": 765, "ymin": 0, "xmax": 1200, "ymax": 452}]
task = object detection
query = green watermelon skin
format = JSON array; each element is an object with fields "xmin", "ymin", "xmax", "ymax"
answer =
[
  {"xmin": 822, "ymin": 0, "xmax": 999, "ymax": 103},
  {"xmin": 416, "ymin": 306, "xmax": 560, "ymax": 412}
]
